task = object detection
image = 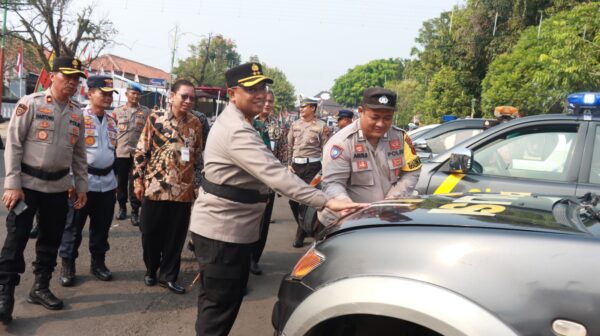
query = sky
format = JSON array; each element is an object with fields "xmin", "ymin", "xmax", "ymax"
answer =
[{"xmin": 13, "ymin": 0, "xmax": 457, "ymax": 96}]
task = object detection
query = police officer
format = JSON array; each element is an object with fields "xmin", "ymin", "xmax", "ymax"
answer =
[
  {"xmin": 0, "ymin": 56, "xmax": 88, "ymax": 323},
  {"xmin": 318, "ymin": 87, "xmax": 422, "ymax": 226},
  {"xmin": 58, "ymin": 76, "xmax": 119, "ymax": 287},
  {"xmin": 189, "ymin": 63, "xmax": 364, "ymax": 336},
  {"xmin": 113, "ymin": 83, "xmax": 150, "ymax": 225},
  {"xmin": 287, "ymin": 97, "xmax": 330, "ymax": 247},
  {"xmin": 337, "ymin": 109, "xmax": 354, "ymax": 131}
]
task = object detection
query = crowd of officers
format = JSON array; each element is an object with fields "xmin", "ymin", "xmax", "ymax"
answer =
[{"xmin": 0, "ymin": 57, "xmax": 422, "ymax": 336}]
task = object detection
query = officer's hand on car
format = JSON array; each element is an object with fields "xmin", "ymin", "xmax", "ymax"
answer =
[
  {"xmin": 73, "ymin": 192, "xmax": 87, "ymax": 209},
  {"xmin": 325, "ymin": 197, "xmax": 368, "ymax": 213},
  {"xmin": 2, "ymin": 189, "xmax": 24, "ymax": 210},
  {"xmin": 287, "ymin": 165, "xmax": 295, "ymax": 173}
]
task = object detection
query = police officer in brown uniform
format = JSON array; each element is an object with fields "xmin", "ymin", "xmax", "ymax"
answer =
[
  {"xmin": 113, "ymin": 82, "xmax": 150, "ymax": 225},
  {"xmin": 0, "ymin": 56, "xmax": 88, "ymax": 323},
  {"xmin": 189, "ymin": 63, "xmax": 364, "ymax": 336},
  {"xmin": 287, "ymin": 97, "xmax": 330, "ymax": 247},
  {"xmin": 319, "ymin": 88, "xmax": 422, "ymax": 226}
]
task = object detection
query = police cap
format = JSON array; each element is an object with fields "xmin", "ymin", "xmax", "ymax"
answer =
[
  {"xmin": 225, "ymin": 62, "xmax": 273, "ymax": 88},
  {"xmin": 127, "ymin": 82, "xmax": 143, "ymax": 93},
  {"xmin": 338, "ymin": 109, "xmax": 354, "ymax": 120},
  {"xmin": 52, "ymin": 56, "xmax": 87, "ymax": 78},
  {"xmin": 300, "ymin": 97, "xmax": 319, "ymax": 107},
  {"xmin": 361, "ymin": 87, "xmax": 396, "ymax": 111},
  {"xmin": 87, "ymin": 75, "xmax": 118, "ymax": 93}
]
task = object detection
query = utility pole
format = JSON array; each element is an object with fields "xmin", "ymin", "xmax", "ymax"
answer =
[
  {"xmin": 0, "ymin": 0, "xmax": 9, "ymax": 114},
  {"xmin": 198, "ymin": 33, "xmax": 212, "ymax": 86},
  {"xmin": 170, "ymin": 25, "xmax": 179, "ymax": 83}
]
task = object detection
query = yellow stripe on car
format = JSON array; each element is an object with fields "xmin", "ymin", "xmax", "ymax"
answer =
[{"xmin": 433, "ymin": 174, "xmax": 465, "ymax": 194}]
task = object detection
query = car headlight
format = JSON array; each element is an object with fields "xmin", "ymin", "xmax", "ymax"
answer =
[{"xmin": 291, "ymin": 245, "xmax": 325, "ymax": 280}]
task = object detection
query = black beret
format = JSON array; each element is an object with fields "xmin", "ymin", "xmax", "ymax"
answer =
[
  {"xmin": 338, "ymin": 109, "xmax": 354, "ymax": 119},
  {"xmin": 361, "ymin": 87, "xmax": 396, "ymax": 111},
  {"xmin": 225, "ymin": 63, "xmax": 273, "ymax": 88}
]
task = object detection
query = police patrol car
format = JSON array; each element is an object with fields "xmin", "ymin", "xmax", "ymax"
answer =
[{"xmin": 415, "ymin": 92, "xmax": 600, "ymax": 197}]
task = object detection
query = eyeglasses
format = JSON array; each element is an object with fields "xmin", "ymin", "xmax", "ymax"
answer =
[
  {"xmin": 177, "ymin": 93, "xmax": 196, "ymax": 102},
  {"xmin": 238, "ymin": 83, "xmax": 267, "ymax": 94}
]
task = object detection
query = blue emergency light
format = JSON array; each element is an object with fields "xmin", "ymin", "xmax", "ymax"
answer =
[{"xmin": 566, "ymin": 92, "xmax": 600, "ymax": 115}]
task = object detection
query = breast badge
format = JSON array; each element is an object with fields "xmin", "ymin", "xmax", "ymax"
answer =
[
  {"xmin": 85, "ymin": 136, "xmax": 96, "ymax": 146},
  {"xmin": 37, "ymin": 130, "xmax": 48, "ymax": 141}
]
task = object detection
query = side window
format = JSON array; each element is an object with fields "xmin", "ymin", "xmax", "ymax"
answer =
[
  {"xmin": 473, "ymin": 126, "xmax": 577, "ymax": 182},
  {"xmin": 589, "ymin": 126, "xmax": 600, "ymax": 184},
  {"xmin": 427, "ymin": 129, "xmax": 483, "ymax": 154}
]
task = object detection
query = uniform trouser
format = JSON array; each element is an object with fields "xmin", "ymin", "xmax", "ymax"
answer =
[
  {"xmin": 289, "ymin": 161, "xmax": 322, "ymax": 241},
  {"xmin": 192, "ymin": 233, "xmax": 252, "ymax": 336},
  {"xmin": 0, "ymin": 188, "xmax": 68, "ymax": 285},
  {"xmin": 58, "ymin": 190, "xmax": 116, "ymax": 261},
  {"xmin": 251, "ymin": 192, "xmax": 275, "ymax": 264},
  {"xmin": 115, "ymin": 157, "xmax": 141, "ymax": 212},
  {"xmin": 140, "ymin": 199, "xmax": 191, "ymax": 282}
]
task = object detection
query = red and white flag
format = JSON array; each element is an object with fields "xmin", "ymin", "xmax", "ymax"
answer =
[{"xmin": 16, "ymin": 45, "xmax": 23, "ymax": 77}]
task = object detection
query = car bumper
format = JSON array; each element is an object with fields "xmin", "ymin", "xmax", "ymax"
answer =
[{"xmin": 272, "ymin": 274, "xmax": 315, "ymax": 335}]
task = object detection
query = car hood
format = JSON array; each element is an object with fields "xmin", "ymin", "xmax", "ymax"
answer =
[{"xmin": 325, "ymin": 193, "xmax": 600, "ymax": 238}]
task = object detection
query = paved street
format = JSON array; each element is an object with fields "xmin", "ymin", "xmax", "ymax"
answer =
[{"xmin": 0, "ymin": 136, "xmax": 308, "ymax": 335}]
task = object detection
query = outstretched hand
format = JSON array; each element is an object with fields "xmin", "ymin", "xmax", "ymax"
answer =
[{"xmin": 325, "ymin": 198, "xmax": 368, "ymax": 213}]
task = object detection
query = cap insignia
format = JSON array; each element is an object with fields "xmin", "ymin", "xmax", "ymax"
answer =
[{"xmin": 379, "ymin": 95, "xmax": 389, "ymax": 104}]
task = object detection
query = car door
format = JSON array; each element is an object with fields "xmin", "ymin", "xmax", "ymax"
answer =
[
  {"xmin": 576, "ymin": 121, "xmax": 600, "ymax": 195},
  {"xmin": 425, "ymin": 121, "xmax": 585, "ymax": 196}
]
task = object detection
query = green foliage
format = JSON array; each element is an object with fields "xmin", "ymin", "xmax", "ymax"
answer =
[
  {"xmin": 173, "ymin": 34, "xmax": 241, "ymax": 87},
  {"xmin": 481, "ymin": 2, "xmax": 600, "ymax": 116},
  {"xmin": 384, "ymin": 79, "xmax": 423, "ymax": 127},
  {"xmin": 416, "ymin": 66, "xmax": 474, "ymax": 123},
  {"xmin": 263, "ymin": 65, "xmax": 296, "ymax": 112},
  {"xmin": 331, "ymin": 59, "xmax": 404, "ymax": 107}
]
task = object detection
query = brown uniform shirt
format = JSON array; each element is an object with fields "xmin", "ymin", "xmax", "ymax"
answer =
[
  {"xmin": 113, "ymin": 104, "xmax": 150, "ymax": 158},
  {"xmin": 318, "ymin": 119, "xmax": 422, "ymax": 225},
  {"xmin": 132, "ymin": 109, "xmax": 203, "ymax": 202},
  {"xmin": 287, "ymin": 118, "xmax": 330, "ymax": 165},
  {"xmin": 4, "ymin": 89, "xmax": 88, "ymax": 193},
  {"xmin": 189, "ymin": 104, "xmax": 329, "ymax": 244}
]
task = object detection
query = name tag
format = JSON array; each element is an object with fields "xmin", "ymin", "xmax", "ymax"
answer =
[{"xmin": 181, "ymin": 147, "xmax": 190, "ymax": 162}]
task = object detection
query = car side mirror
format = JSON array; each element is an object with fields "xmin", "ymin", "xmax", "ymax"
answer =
[
  {"xmin": 414, "ymin": 138, "xmax": 429, "ymax": 151},
  {"xmin": 448, "ymin": 147, "xmax": 473, "ymax": 173}
]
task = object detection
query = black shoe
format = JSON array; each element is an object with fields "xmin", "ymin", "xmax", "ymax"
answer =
[
  {"xmin": 187, "ymin": 239, "xmax": 195, "ymax": 252},
  {"xmin": 91, "ymin": 258, "xmax": 112, "ymax": 281},
  {"xmin": 130, "ymin": 212, "xmax": 140, "ymax": 227},
  {"xmin": 29, "ymin": 224, "xmax": 39, "ymax": 239},
  {"xmin": 158, "ymin": 281, "xmax": 185, "ymax": 294},
  {"xmin": 27, "ymin": 275, "xmax": 63, "ymax": 310},
  {"xmin": 249, "ymin": 260, "xmax": 262, "ymax": 275},
  {"xmin": 60, "ymin": 258, "xmax": 76, "ymax": 287},
  {"xmin": 0, "ymin": 284, "xmax": 15, "ymax": 324},
  {"xmin": 292, "ymin": 239, "xmax": 304, "ymax": 248},
  {"xmin": 116, "ymin": 207, "xmax": 127, "ymax": 220},
  {"xmin": 144, "ymin": 274, "xmax": 157, "ymax": 286}
]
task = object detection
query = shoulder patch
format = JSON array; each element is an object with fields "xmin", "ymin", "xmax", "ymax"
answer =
[
  {"xmin": 15, "ymin": 103, "xmax": 28, "ymax": 116},
  {"xmin": 330, "ymin": 145, "xmax": 344, "ymax": 160}
]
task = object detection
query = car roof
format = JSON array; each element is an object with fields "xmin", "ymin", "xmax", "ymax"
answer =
[
  {"xmin": 412, "ymin": 118, "xmax": 494, "ymax": 141},
  {"xmin": 326, "ymin": 193, "xmax": 600, "ymax": 238}
]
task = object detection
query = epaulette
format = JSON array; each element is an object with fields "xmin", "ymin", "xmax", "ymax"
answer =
[
  {"xmin": 68, "ymin": 100, "xmax": 80, "ymax": 109},
  {"xmin": 30, "ymin": 91, "xmax": 46, "ymax": 99}
]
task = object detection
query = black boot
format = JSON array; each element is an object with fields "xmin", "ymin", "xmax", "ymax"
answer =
[
  {"xmin": 29, "ymin": 223, "xmax": 39, "ymax": 239},
  {"xmin": 116, "ymin": 207, "xmax": 127, "ymax": 220},
  {"xmin": 27, "ymin": 274, "xmax": 63, "ymax": 310},
  {"xmin": 60, "ymin": 258, "xmax": 76, "ymax": 287},
  {"xmin": 130, "ymin": 209, "xmax": 140, "ymax": 227},
  {"xmin": 0, "ymin": 284, "xmax": 15, "ymax": 324},
  {"xmin": 91, "ymin": 257, "xmax": 112, "ymax": 281},
  {"xmin": 293, "ymin": 227, "xmax": 306, "ymax": 248}
]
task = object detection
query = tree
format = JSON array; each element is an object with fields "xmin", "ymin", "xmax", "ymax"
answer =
[
  {"xmin": 8, "ymin": 0, "xmax": 117, "ymax": 69},
  {"xmin": 385, "ymin": 79, "xmax": 423, "ymax": 127},
  {"xmin": 173, "ymin": 34, "xmax": 241, "ymax": 87},
  {"xmin": 331, "ymin": 59, "xmax": 404, "ymax": 107},
  {"xmin": 416, "ymin": 66, "xmax": 473, "ymax": 123},
  {"xmin": 246, "ymin": 55, "xmax": 296, "ymax": 112},
  {"xmin": 481, "ymin": 2, "xmax": 600, "ymax": 115}
]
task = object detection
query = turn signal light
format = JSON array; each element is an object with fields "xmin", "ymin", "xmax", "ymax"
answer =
[{"xmin": 291, "ymin": 247, "xmax": 325, "ymax": 280}]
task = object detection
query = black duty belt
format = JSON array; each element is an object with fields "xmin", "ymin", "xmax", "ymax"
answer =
[
  {"xmin": 21, "ymin": 163, "xmax": 69, "ymax": 181},
  {"xmin": 88, "ymin": 165, "xmax": 113, "ymax": 176},
  {"xmin": 202, "ymin": 178, "xmax": 268, "ymax": 204}
]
